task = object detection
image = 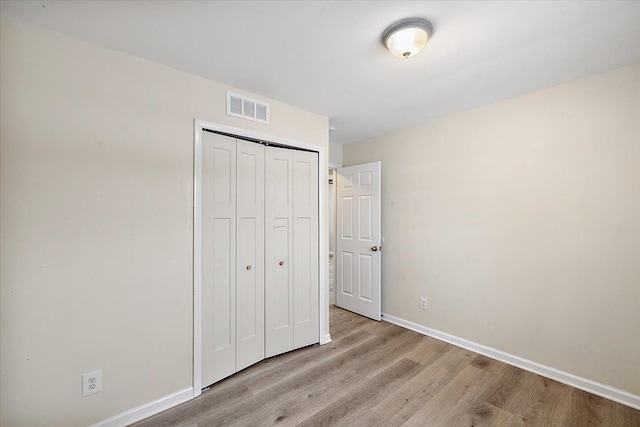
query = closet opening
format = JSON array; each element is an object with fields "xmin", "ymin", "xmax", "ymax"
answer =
[{"xmin": 193, "ymin": 120, "xmax": 330, "ymax": 397}]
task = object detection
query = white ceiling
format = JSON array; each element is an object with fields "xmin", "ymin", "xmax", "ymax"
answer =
[{"xmin": 2, "ymin": 1, "xmax": 640, "ymax": 144}]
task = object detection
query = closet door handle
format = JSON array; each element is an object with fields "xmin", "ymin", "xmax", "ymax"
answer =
[
  {"xmin": 279, "ymin": 261, "xmax": 285, "ymax": 266},
  {"xmin": 246, "ymin": 265, "xmax": 252, "ymax": 270}
]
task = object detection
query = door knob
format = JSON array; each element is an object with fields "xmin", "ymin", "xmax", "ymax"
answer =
[
  {"xmin": 371, "ymin": 246, "xmax": 378, "ymax": 252},
  {"xmin": 246, "ymin": 265, "xmax": 252, "ymax": 270},
  {"xmin": 279, "ymin": 261, "xmax": 285, "ymax": 266}
]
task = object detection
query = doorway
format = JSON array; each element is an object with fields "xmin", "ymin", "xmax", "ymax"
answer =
[{"xmin": 328, "ymin": 168, "xmax": 337, "ymax": 305}]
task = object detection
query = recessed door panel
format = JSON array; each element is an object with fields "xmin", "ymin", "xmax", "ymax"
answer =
[
  {"xmin": 341, "ymin": 252, "xmax": 354, "ymax": 296},
  {"xmin": 359, "ymin": 171, "xmax": 372, "ymax": 187},
  {"xmin": 342, "ymin": 173, "xmax": 354, "ymax": 189},
  {"xmin": 213, "ymin": 148, "xmax": 232, "ymax": 204},
  {"xmin": 272, "ymin": 218, "xmax": 290, "ymax": 329},
  {"xmin": 342, "ymin": 196, "xmax": 354, "ymax": 239},
  {"xmin": 237, "ymin": 217, "xmax": 256, "ymax": 340},
  {"xmin": 295, "ymin": 217, "xmax": 311, "ymax": 323},
  {"xmin": 359, "ymin": 195, "xmax": 372, "ymax": 241},
  {"xmin": 273, "ymin": 158, "xmax": 290, "ymax": 206},
  {"xmin": 359, "ymin": 254, "xmax": 373, "ymax": 302},
  {"xmin": 239, "ymin": 151, "xmax": 257, "ymax": 204},
  {"xmin": 296, "ymin": 160, "xmax": 311, "ymax": 206},
  {"xmin": 212, "ymin": 218, "xmax": 233, "ymax": 350}
]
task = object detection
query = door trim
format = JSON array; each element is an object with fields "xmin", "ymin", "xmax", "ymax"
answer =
[{"xmin": 193, "ymin": 119, "xmax": 329, "ymax": 398}]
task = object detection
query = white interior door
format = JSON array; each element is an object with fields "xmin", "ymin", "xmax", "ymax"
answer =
[
  {"xmin": 235, "ymin": 139, "xmax": 265, "ymax": 371},
  {"xmin": 265, "ymin": 146, "xmax": 294, "ymax": 357},
  {"xmin": 336, "ymin": 162, "xmax": 381, "ymax": 321},
  {"xmin": 293, "ymin": 150, "xmax": 319, "ymax": 348},
  {"xmin": 202, "ymin": 131, "xmax": 237, "ymax": 386}
]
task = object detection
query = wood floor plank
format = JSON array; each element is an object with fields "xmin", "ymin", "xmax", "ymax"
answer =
[
  {"xmin": 296, "ymin": 358, "xmax": 421, "ymax": 427},
  {"xmin": 342, "ymin": 409, "xmax": 396, "ymax": 427},
  {"xmin": 400, "ymin": 364, "xmax": 493, "ymax": 427},
  {"xmin": 354, "ymin": 328, "xmax": 425, "ymax": 379},
  {"xmin": 495, "ymin": 370, "xmax": 571, "ymax": 426},
  {"xmin": 239, "ymin": 364, "xmax": 361, "ymax": 426},
  {"xmin": 360, "ymin": 317, "xmax": 398, "ymax": 336},
  {"xmin": 442, "ymin": 400, "xmax": 522, "ymax": 427},
  {"xmin": 474, "ymin": 359, "xmax": 526, "ymax": 409},
  {"xmin": 133, "ymin": 306, "xmax": 640, "ymax": 427},
  {"xmin": 471, "ymin": 353, "xmax": 509, "ymax": 373},
  {"xmin": 242, "ymin": 329, "xmax": 374, "ymax": 393},
  {"xmin": 564, "ymin": 388, "xmax": 640, "ymax": 427},
  {"xmin": 404, "ymin": 334, "xmax": 451, "ymax": 365},
  {"xmin": 371, "ymin": 346, "xmax": 475, "ymax": 425}
]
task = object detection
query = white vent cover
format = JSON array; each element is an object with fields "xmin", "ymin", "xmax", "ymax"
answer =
[{"xmin": 226, "ymin": 91, "xmax": 270, "ymax": 124}]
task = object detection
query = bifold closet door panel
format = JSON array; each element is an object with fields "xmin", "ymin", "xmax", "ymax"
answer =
[
  {"xmin": 293, "ymin": 151, "xmax": 319, "ymax": 347},
  {"xmin": 201, "ymin": 132, "xmax": 237, "ymax": 387},
  {"xmin": 236, "ymin": 139, "xmax": 265, "ymax": 371},
  {"xmin": 265, "ymin": 146, "xmax": 294, "ymax": 358}
]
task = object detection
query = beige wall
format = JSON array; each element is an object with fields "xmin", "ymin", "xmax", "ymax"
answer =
[
  {"xmin": 0, "ymin": 16, "xmax": 328, "ymax": 426},
  {"xmin": 343, "ymin": 63, "xmax": 640, "ymax": 397},
  {"xmin": 329, "ymin": 141, "xmax": 343, "ymax": 166}
]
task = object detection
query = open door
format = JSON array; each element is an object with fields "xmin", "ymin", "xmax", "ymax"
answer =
[{"xmin": 336, "ymin": 162, "xmax": 381, "ymax": 320}]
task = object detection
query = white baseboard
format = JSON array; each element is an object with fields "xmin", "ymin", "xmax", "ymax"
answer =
[
  {"xmin": 89, "ymin": 387, "xmax": 194, "ymax": 427},
  {"xmin": 382, "ymin": 313, "xmax": 640, "ymax": 411},
  {"xmin": 321, "ymin": 333, "xmax": 332, "ymax": 345}
]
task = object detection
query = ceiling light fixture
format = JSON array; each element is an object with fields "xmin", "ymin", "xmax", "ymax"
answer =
[{"xmin": 382, "ymin": 18, "xmax": 433, "ymax": 59}]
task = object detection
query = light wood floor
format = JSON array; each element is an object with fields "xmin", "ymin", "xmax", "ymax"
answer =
[{"xmin": 135, "ymin": 306, "xmax": 640, "ymax": 426}]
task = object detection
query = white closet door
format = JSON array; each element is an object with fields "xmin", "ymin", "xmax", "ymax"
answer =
[
  {"xmin": 202, "ymin": 131, "xmax": 236, "ymax": 387},
  {"xmin": 293, "ymin": 151, "xmax": 319, "ymax": 347},
  {"xmin": 236, "ymin": 139, "xmax": 265, "ymax": 371},
  {"xmin": 265, "ymin": 146, "xmax": 294, "ymax": 357}
]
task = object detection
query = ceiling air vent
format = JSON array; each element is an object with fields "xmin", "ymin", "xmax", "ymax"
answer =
[{"xmin": 226, "ymin": 91, "xmax": 270, "ymax": 124}]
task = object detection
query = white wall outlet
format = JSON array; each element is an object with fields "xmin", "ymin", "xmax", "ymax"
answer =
[
  {"xmin": 82, "ymin": 369, "xmax": 102, "ymax": 397},
  {"xmin": 420, "ymin": 297, "xmax": 428, "ymax": 310}
]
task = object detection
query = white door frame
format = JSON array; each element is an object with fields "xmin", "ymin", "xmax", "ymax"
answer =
[{"xmin": 193, "ymin": 119, "xmax": 330, "ymax": 397}]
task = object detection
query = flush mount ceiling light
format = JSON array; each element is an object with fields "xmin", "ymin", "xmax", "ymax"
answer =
[{"xmin": 382, "ymin": 18, "xmax": 433, "ymax": 59}]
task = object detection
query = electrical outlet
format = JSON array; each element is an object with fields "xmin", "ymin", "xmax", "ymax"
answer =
[
  {"xmin": 82, "ymin": 369, "xmax": 102, "ymax": 397},
  {"xmin": 420, "ymin": 297, "xmax": 428, "ymax": 310}
]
